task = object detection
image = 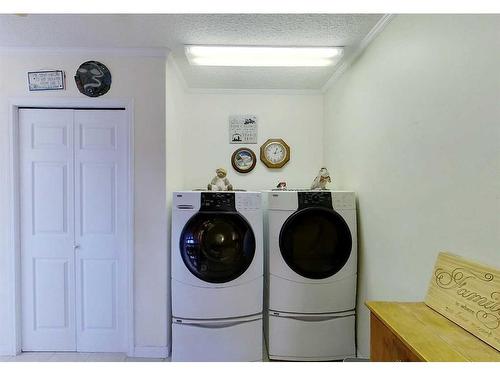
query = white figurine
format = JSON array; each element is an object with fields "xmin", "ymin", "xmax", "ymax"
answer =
[
  {"xmin": 207, "ymin": 168, "xmax": 233, "ymax": 191},
  {"xmin": 311, "ymin": 167, "xmax": 331, "ymax": 190}
]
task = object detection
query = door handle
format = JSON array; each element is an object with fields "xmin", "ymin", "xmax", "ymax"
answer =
[
  {"xmin": 74, "ymin": 245, "xmax": 80, "ymax": 250},
  {"xmin": 174, "ymin": 317, "xmax": 261, "ymax": 329}
]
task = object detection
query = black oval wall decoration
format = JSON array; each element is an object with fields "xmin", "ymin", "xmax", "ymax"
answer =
[{"xmin": 74, "ymin": 61, "xmax": 112, "ymax": 97}]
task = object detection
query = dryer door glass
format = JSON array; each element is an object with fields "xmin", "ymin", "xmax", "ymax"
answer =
[
  {"xmin": 180, "ymin": 212, "xmax": 256, "ymax": 283},
  {"xmin": 279, "ymin": 207, "xmax": 352, "ymax": 279}
]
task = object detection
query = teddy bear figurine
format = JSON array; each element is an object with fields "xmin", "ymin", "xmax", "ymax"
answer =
[
  {"xmin": 207, "ymin": 168, "xmax": 233, "ymax": 191},
  {"xmin": 311, "ymin": 167, "xmax": 332, "ymax": 190}
]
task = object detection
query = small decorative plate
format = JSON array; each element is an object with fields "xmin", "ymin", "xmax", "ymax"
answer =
[
  {"xmin": 74, "ymin": 60, "xmax": 112, "ymax": 97},
  {"xmin": 231, "ymin": 147, "xmax": 257, "ymax": 173}
]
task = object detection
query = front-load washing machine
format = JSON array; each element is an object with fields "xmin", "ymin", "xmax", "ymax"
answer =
[
  {"xmin": 265, "ymin": 190, "xmax": 357, "ymax": 361},
  {"xmin": 171, "ymin": 191, "xmax": 263, "ymax": 361}
]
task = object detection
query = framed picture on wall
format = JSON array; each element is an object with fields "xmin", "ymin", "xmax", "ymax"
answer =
[{"xmin": 229, "ymin": 115, "xmax": 258, "ymax": 144}]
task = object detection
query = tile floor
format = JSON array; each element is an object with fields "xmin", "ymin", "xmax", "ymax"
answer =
[
  {"xmin": 0, "ymin": 352, "xmax": 168, "ymax": 362},
  {"xmin": 0, "ymin": 341, "xmax": 270, "ymax": 362}
]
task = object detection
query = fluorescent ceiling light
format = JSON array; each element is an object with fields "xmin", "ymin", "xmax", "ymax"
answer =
[{"xmin": 185, "ymin": 45, "xmax": 343, "ymax": 67}]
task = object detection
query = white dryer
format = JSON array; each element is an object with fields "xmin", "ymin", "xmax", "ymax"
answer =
[
  {"xmin": 265, "ymin": 190, "xmax": 357, "ymax": 361},
  {"xmin": 171, "ymin": 191, "xmax": 263, "ymax": 361}
]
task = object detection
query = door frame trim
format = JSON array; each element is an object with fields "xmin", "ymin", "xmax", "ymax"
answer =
[{"xmin": 8, "ymin": 97, "xmax": 135, "ymax": 356}]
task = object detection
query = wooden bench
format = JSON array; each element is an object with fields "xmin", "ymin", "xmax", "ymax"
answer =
[
  {"xmin": 366, "ymin": 301, "xmax": 500, "ymax": 361},
  {"xmin": 366, "ymin": 252, "xmax": 500, "ymax": 361}
]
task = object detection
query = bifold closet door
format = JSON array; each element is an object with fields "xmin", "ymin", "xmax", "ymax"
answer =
[
  {"xmin": 73, "ymin": 110, "xmax": 127, "ymax": 352},
  {"xmin": 20, "ymin": 109, "xmax": 77, "ymax": 351},
  {"xmin": 20, "ymin": 108, "xmax": 128, "ymax": 352}
]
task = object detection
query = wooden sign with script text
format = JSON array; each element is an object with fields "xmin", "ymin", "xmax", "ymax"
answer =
[{"xmin": 425, "ymin": 252, "xmax": 500, "ymax": 351}]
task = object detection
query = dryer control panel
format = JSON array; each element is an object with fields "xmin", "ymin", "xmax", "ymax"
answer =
[
  {"xmin": 298, "ymin": 192, "xmax": 333, "ymax": 209},
  {"xmin": 332, "ymin": 192, "xmax": 356, "ymax": 210}
]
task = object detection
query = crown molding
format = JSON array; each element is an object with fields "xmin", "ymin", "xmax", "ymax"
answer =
[
  {"xmin": 0, "ymin": 46, "xmax": 169, "ymax": 58},
  {"xmin": 185, "ymin": 87, "xmax": 323, "ymax": 95},
  {"xmin": 168, "ymin": 55, "xmax": 190, "ymax": 91},
  {"xmin": 321, "ymin": 14, "xmax": 395, "ymax": 93}
]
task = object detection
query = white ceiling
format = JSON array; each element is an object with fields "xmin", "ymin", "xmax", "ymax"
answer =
[{"xmin": 0, "ymin": 14, "xmax": 384, "ymax": 90}]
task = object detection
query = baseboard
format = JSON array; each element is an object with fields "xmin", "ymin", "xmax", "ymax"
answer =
[
  {"xmin": 131, "ymin": 346, "xmax": 169, "ymax": 359},
  {"xmin": 356, "ymin": 349, "xmax": 370, "ymax": 360},
  {"xmin": 0, "ymin": 346, "xmax": 16, "ymax": 356}
]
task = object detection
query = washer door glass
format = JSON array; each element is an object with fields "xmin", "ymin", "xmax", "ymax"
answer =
[
  {"xmin": 279, "ymin": 207, "xmax": 352, "ymax": 279},
  {"xmin": 180, "ymin": 212, "xmax": 256, "ymax": 283}
]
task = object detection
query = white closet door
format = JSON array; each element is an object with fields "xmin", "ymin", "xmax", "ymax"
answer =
[
  {"xmin": 74, "ymin": 110, "xmax": 128, "ymax": 352},
  {"xmin": 20, "ymin": 109, "xmax": 76, "ymax": 351}
]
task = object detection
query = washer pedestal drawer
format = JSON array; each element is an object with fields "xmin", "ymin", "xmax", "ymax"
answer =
[
  {"xmin": 172, "ymin": 315, "xmax": 263, "ymax": 362},
  {"xmin": 172, "ymin": 277, "xmax": 263, "ymax": 319},
  {"xmin": 267, "ymin": 312, "xmax": 355, "ymax": 361}
]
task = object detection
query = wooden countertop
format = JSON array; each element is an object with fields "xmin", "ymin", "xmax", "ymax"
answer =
[{"xmin": 366, "ymin": 301, "xmax": 500, "ymax": 362}]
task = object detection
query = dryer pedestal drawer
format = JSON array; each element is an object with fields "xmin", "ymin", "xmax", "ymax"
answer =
[
  {"xmin": 172, "ymin": 316, "xmax": 263, "ymax": 362},
  {"xmin": 269, "ymin": 274, "xmax": 356, "ymax": 313},
  {"xmin": 267, "ymin": 312, "xmax": 355, "ymax": 361}
]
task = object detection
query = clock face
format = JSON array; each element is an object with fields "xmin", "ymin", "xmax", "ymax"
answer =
[
  {"xmin": 260, "ymin": 138, "xmax": 290, "ymax": 168},
  {"xmin": 265, "ymin": 142, "xmax": 287, "ymax": 164}
]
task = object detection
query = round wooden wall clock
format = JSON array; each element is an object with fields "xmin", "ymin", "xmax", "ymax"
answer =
[
  {"xmin": 231, "ymin": 147, "xmax": 257, "ymax": 173},
  {"xmin": 260, "ymin": 138, "xmax": 290, "ymax": 168}
]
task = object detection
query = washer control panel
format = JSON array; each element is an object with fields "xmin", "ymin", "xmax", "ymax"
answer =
[
  {"xmin": 236, "ymin": 193, "xmax": 261, "ymax": 211},
  {"xmin": 200, "ymin": 192, "xmax": 236, "ymax": 212}
]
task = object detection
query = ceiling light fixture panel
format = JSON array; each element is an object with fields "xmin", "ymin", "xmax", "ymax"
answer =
[{"xmin": 185, "ymin": 45, "xmax": 343, "ymax": 67}]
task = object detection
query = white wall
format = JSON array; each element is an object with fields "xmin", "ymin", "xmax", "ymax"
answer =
[
  {"xmin": 323, "ymin": 14, "xmax": 500, "ymax": 357},
  {"xmin": 166, "ymin": 58, "xmax": 186, "ymax": 197},
  {"xmin": 0, "ymin": 51, "xmax": 168, "ymax": 355},
  {"xmin": 165, "ymin": 57, "xmax": 187, "ymax": 349},
  {"xmin": 182, "ymin": 92, "xmax": 324, "ymax": 191}
]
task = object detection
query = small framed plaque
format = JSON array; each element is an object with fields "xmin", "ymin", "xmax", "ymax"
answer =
[{"xmin": 28, "ymin": 70, "xmax": 65, "ymax": 91}]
